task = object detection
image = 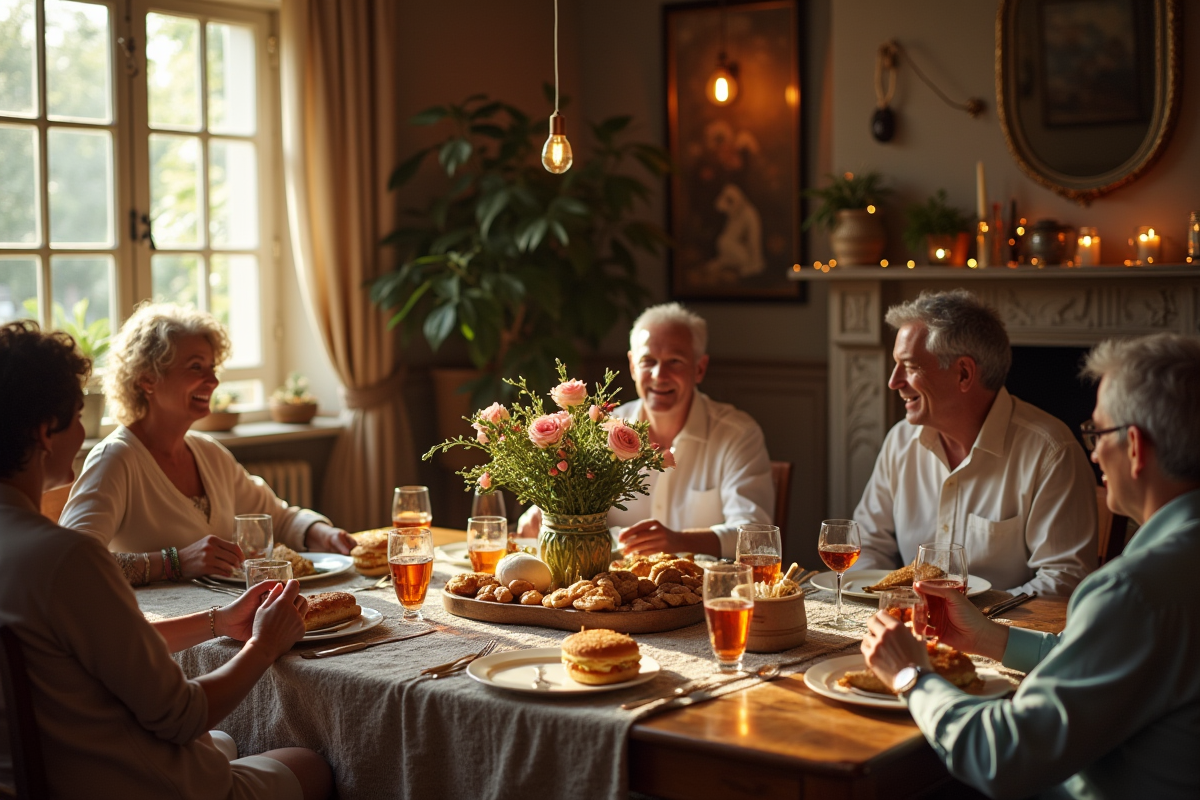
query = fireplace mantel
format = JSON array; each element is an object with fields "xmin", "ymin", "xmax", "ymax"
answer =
[{"xmin": 789, "ymin": 265, "xmax": 1200, "ymax": 516}]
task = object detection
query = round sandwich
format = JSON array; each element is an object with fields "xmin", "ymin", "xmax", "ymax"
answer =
[
  {"xmin": 561, "ymin": 629, "xmax": 641, "ymax": 685},
  {"xmin": 303, "ymin": 591, "xmax": 362, "ymax": 632},
  {"xmin": 351, "ymin": 531, "xmax": 389, "ymax": 577}
]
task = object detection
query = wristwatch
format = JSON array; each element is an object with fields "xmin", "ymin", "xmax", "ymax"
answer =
[{"xmin": 892, "ymin": 664, "xmax": 929, "ymax": 695}]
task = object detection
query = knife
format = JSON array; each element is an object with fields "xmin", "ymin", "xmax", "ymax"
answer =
[
  {"xmin": 984, "ymin": 592, "xmax": 1036, "ymax": 618},
  {"xmin": 299, "ymin": 626, "xmax": 437, "ymax": 659}
]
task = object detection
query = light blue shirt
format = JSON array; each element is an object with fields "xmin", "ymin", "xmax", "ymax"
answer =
[{"xmin": 905, "ymin": 488, "xmax": 1200, "ymax": 800}]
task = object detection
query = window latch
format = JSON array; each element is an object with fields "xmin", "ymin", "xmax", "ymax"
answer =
[{"xmin": 130, "ymin": 211, "xmax": 156, "ymax": 250}]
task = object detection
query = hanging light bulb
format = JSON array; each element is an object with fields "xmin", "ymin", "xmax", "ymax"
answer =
[
  {"xmin": 543, "ymin": 0, "xmax": 571, "ymax": 174},
  {"xmin": 542, "ymin": 112, "xmax": 573, "ymax": 174},
  {"xmin": 706, "ymin": 53, "xmax": 739, "ymax": 106}
]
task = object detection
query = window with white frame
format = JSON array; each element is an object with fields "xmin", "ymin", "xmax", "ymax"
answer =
[{"xmin": 0, "ymin": 0, "xmax": 278, "ymax": 407}]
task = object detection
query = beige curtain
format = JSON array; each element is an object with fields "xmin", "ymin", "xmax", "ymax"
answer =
[{"xmin": 280, "ymin": 0, "xmax": 416, "ymax": 531}]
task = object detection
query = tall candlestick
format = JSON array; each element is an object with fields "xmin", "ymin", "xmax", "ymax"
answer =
[{"xmin": 975, "ymin": 161, "xmax": 987, "ymax": 220}]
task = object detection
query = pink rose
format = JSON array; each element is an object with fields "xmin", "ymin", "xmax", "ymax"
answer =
[
  {"xmin": 662, "ymin": 450, "xmax": 676, "ymax": 469},
  {"xmin": 600, "ymin": 417, "xmax": 625, "ymax": 432},
  {"xmin": 588, "ymin": 404, "xmax": 604, "ymax": 422},
  {"xmin": 472, "ymin": 423, "xmax": 489, "ymax": 444},
  {"xmin": 478, "ymin": 402, "xmax": 510, "ymax": 424},
  {"xmin": 550, "ymin": 410, "xmax": 574, "ymax": 430},
  {"xmin": 478, "ymin": 472, "xmax": 492, "ymax": 490},
  {"xmin": 528, "ymin": 414, "xmax": 567, "ymax": 449},
  {"xmin": 607, "ymin": 424, "xmax": 642, "ymax": 461},
  {"xmin": 550, "ymin": 379, "xmax": 588, "ymax": 409}
]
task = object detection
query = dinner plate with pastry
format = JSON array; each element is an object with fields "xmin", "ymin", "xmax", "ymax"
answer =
[
  {"xmin": 809, "ymin": 567, "xmax": 990, "ymax": 600},
  {"xmin": 804, "ymin": 643, "xmax": 1015, "ymax": 709},
  {"xmin": 466, "ymin": 630, "xmax": 660, "ymax": 695},
  {"xmin": 215, "ymin": 547, "xmax": 356, "ymax": 584},
  {"xmin": 299, "ymin": 591, "xmax": 384, "ymax": 641}
]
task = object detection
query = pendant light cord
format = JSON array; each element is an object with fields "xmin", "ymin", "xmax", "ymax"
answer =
[{"xmin": 553, "ymin": 0, "xmax": 560, "ymax": 113}]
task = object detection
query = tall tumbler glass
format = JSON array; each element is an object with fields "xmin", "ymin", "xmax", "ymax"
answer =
[{"xmin": 702, "ymin": 562, "xmax": 755, "ymax": 674}]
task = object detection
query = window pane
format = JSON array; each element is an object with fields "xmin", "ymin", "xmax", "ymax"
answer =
[
  {"xmin": 0, "ymin": 124, "xmax": 38, "ymax": 245},
  {"xmin": 209, "ymin": 139, "xmax": 257, "ymax": 248},
  {"xmin": 146, "ymin": 12, "xmax": 200, "ymax": 131},
  {"xmin": 48, "ymin": 126, "xmax": 113, "ymax": 246},
  {"xmin": 215, "ymin": 378, "xmax": 261, "ymax": 409},
  {"xmin": 151, "ymin": 252, "xmax": 201, "ymax": 307},
  {"xmin": 149, "ymin": 133, "xmax": 202, "ymax": 247},
  {"xmin": 0, "ymin": 0, "xmax": 37, "ymax": 117},
  {"xmin": 206, "ymin": 22, "xmax": 255, "ymax": 135},
  {"xmin": 50, "ymin": 254, "xmax": 112, "ymax": 366},
  {"xmin": 210, "ymin": 253, "xmax": 259, "ymax": 368},
  {"xmin": 0, "ymin": 255, "xmax": 37, "ymax": 323},
  {"xmin": 45, "ymin": 0, "xmax": 111, "ymax": 123}
]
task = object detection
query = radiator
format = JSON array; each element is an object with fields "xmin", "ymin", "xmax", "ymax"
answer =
[{"xmin": 243, "ymin": 459, "xmax": 313, "ymax": 509}]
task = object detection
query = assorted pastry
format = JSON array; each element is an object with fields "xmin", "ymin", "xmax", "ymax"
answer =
[
  {"xmin": 560, "ymin": 629, "xmax": 641, "ymax": 685},
  {"xmin": 272, "ymin": 544, "xmax": 317, "ymax": 578},
  {"xmin": 350, "ymin": 530, "xmax": 390, "ymax": 577},
  {"xmin": 837, "ymin": 640, "xmax": 981, "ymax": 695}
]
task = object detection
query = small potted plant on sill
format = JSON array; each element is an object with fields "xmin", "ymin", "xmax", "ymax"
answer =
[
  {"xmin": 28, "ymin": 298, "xmax": 111, "ymax": 437},
  {"xmin": 270, "ymin": 373, "xmax": 319, "ymax": 424},
  {"xmin": 192, "ymin": 389, "xmax": 239, "ymax": 432},
  {"xmin": 904, "ymin": 189, "xmax": 973, "ymax": 266},
  {"xmin": 803, "ymin": 171, "xmax": 891, "ymax": 265}
]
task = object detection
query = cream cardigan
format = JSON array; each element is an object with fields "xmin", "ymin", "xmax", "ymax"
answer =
[{"xmin": 60, "ymin": 426, "xmax": 328, "ymax": 554}]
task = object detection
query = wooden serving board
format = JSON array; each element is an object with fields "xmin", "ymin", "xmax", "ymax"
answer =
[{"xmin": 441, "ymin": 590, "xmax": 705, "ymax": 633}]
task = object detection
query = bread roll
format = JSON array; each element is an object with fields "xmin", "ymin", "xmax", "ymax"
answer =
[
  {"xmin": 351, "ymin": 531, "xmax": 390, "ymax": 577},
  {"xmin": 560, "ymin": 629, "xmax": 641, "ymax": 685},
  {"xmin": 303, "ymin": 591, "xmax": 362, "ymax": 631}
]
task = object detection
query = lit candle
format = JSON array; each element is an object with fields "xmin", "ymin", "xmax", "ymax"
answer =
[
  {"xmin": 1076, "ymin": 227, "xmax": 1100, "ymax": 266},
  {"xmin": 975, "ymin": 161, "xmax": 987, "ymax": 220},
  {"xmin": 1136, "ymin": 226, "xmax": 1161, "ymax": 265}
]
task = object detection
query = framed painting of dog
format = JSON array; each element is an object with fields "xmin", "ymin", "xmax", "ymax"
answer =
[{"xmin": 664, "ymin": 0, "xmax": 805, "ymax": 301}]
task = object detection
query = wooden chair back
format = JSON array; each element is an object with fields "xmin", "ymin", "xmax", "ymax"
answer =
[
  {"xmin": 770, "ymin": 461, "xmax": 793, "ymax": 537},
  {"xmin": 1095, "ymin": 485, "xmax": 1129, "ymax": 565},
  {"xmin": 0, "ymin": 627, "xmax": 48, "ymax": 800},
  {"xmin": 38, "ymin": 485, "xmax": 70, "ymax": 525}
]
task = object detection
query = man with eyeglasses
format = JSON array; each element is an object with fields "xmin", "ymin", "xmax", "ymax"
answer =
[
  {"xmin": 851, "ymin": 290, "xmax": 1097, "ymax": 597},
  {"xmin": 860, "ymin": 332, "xmax": 1200, "ymax": 799}
]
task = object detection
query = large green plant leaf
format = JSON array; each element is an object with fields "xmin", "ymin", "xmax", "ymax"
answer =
[
  {"xmin": 423, "ymin": 302, "xmax": 457, "ymax": 351},
  {"xmin": 410, "ymin": 106, "xmax": 449, "ymax": 126},
  {"xmin": 388, "ymin": 147, "xmax": 430, "ymax": 190},
  {"xmin": 438, "ymin": 138, "xmax": 473, "ymax": 177}
]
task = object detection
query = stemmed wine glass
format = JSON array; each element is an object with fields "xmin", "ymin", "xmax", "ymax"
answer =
[
  {"xmin": 389, "ymin": 528, "xmax": 434, "ymax": 622},
  {"xmin": 735, "ymin": 524, "xmax": 782, "ymax": 584},
  {"xmin": 818, "ymin": 519, "xmax": 862, "ymax": 630},
  {"xmin": 392, "ymin": 486, "xmax": 433, "ymax": 529},
  {"xmin": 913, "ymin": 542, "xmax": 968, "ymax": 642}
]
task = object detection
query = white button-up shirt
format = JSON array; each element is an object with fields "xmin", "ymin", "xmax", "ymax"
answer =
[
  {"xmin": 851, "ymin": 388, "xmax": 1097, "ymax": 597},
  {"xmin": 609, "ymin": 390, "xmax": 775, "ymax": 559}
]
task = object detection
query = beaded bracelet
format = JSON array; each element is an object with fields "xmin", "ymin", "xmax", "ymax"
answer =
[
  {"xmin": 161, "ymin": 549, "xmax": 170, "ymax": 581},
  {"xmin": 208, "ymin": 606, "xmax": 220, "ymax": 639},
  {"xmin": 142, "ymin": 553, "xmax": 151, "ymax": 585},
  {"xmin": 167, "ymin": 547, "xmax": 182, "ymax": 581}
]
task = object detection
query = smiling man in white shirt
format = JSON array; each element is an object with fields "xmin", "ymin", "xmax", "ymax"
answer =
[
  {"xmin": 851, "ymin": 290, "xmax": 1096, "ymax": 597},
  {"xmin": 518, "ymin": 303, "xmax": 774, "ymax": 557}
]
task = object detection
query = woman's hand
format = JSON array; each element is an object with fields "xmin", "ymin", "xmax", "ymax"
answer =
[
  {"xmin": 177, "ymin": 535, "xmax": 244, "ymax": 578},
  {"xmin": 215, "ymin": 582, "xmax": 309, "ymax": 642},
  {"xmin": 517, "ymin": 507, "xmax": 542, "ymax": 538},
  {"xmin": 249, "ymin": 580, "xmax": 308, "ymax": 659},
  {"xmin": 918, "ymin": 584, "xmax": 1010, "ymax": 660},
  {"xmin": 861, "ymin": 611, "xmax": 932, "ymax": 688},
  {"xmin": 306, "ymin": 522, "xmax": 356, "ymax": 554}
]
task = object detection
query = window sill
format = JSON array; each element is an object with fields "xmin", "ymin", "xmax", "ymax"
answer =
[{"xmin": 79, "ymin": 415, "xmax": 345, "ymax": 456}]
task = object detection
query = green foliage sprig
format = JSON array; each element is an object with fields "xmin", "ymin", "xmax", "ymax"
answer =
[
  {"xmin": 424, "ymin": 361, "xmax": 668, "ymax": 515},
  {"xmin": 271, "ymin": 373, "xmax": 316, "ymax": 405},
  {"xmin": 903, "ymin": 189, "xmax": 974, "ymax": 251},
  {"xmin": 803, "ymin": 171, "xmax": 892, "ymax": 231}
]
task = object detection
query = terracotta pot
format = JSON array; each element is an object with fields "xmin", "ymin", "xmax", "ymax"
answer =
[
  {"xmin": 192, "ymin": 411, "xmax": 240, "ymax": 432},
  {"xmin": 269, "ymin": 401, "xmax": 318, "ymax": 424},
  {"xmin": 830, "ymin": 209, "xmax": 885, "ymax": 265}
]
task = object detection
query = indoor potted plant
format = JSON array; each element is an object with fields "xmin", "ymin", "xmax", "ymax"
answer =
[
  {"xmin": 270, "ymin": 373, "xmax": 319, "ymax": 424},
  {"xmin": 803, "ymin": 171, "xmax": 891, "ymax": 265},
  {"xmin": 370, "ymin": 89, "xmax": 670, "ymax": 408},
  {"xmin": 192, "ymin": 389, "xmax": 239, "ymax": 432},
  {"xmin": 904, "ymin": 189, "xmax": 973, "ymax": 266},
  {"xmin": 426, "ymin": 362, "xmax": 670, "ymax": 588},
  {"xmin": 34, "ymin": 298, "xmax": 111, "ymax": 438}
]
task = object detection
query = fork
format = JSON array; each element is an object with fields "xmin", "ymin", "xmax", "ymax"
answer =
[
  {"xmin": 421, "ymin": 638, "xmax": 500, "ymax": 679},
  {"xmin": 350, "ymin": 575, "xmax": 392, "ymax": 593},
  {"xmin": 191, "ymin": 579, "xmax": 242, "ymax": 597}
]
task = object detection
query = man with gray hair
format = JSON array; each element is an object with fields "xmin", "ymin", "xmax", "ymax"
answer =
[
  {"xmin": 859, "ymin": 332, "xmax": 1200, "ymax": 798},
  {"xmin": 519, "ymin": 302, "xmax": 774, "ymax": 557},
  {"xmin": 851, "ymin": 289, "xmax": 1096, "ymax": 597}
]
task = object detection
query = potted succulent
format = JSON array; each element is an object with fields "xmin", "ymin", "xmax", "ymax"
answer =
[
  {"xmin": 29, "ymin": 298, "xmax": 111, "ymax": 437},
  {"xmin": 369, "ymin": 89, "xmax": 670, "ymax": 409},
  {"xmin": 192, "ymin": 389, "xmax": 239, "ymax": 432},
  {"xmin": 270, "ymin": 373, "xmax": 319, "ymax": 424},
  {"xmin": 904, "ymin": 189, "xmax": 973, "ymax": 266},
  {"xmin": 803, "ymin": 171, "xmax": 891, "ymax": 265}
]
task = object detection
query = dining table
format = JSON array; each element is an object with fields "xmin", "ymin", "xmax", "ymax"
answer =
[{"xmin": 136, "ymin": 527, "xmax": 1068, "ymax": 800}]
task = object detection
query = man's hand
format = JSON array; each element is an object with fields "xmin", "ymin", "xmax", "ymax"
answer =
[
  {"xmin": 862, "ymin": 611, "xmax": 932, "ymax": 687},
  {"xmin": 918, "ymin": 584, "xmax": 1010, "ymax": 660},
  {"xmin": 178, "ymin": 535, "xmax": 244, "ymax": 578},
  {"xmin": 618, "ymin": 520, "xmax": 721, "ymax": 557},
  {"xmin": 306, "ymin": 522, "xmax": 356, "ymax": 554},
  {"xmin": 517, "ymin": 507, "xmax": 542, "ymax": 539},
  {"xmin": 216, "ymin": 581, "xmax": 310, "ymax": 642}
]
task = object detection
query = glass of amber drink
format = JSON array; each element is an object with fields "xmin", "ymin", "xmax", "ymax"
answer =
[
  {"xmin": 392, "ymin": 486, "xmax": 433, "ymax": 530},
  {"xmin": 702, "ymin": 563, "xmax": 755, "ymax": 673},
  {"xmin": 818, "ymin": 519, "xmax": 862, "ymax": 630},
  {"xmin": 878, "ymin": 587, "xmax": 928, "ymax": 640},
  {"xmin": 466, "ymin": 516, "xmax": 506, "ymax": 574},
  {"xmin": 735, "ymin": 524, "xmax": 782, "ymax": 584},
  {"xmin": 913, "ymin": 542, "xmax": 968, "ymax": 641},
  {"xmin": 389, "ymin": 528, "xmax": 434, "ymax": 621}
]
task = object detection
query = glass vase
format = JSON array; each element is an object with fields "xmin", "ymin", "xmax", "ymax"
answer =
[{"xmin": 538, "ymin": 511, "xmax": 612, "ymax": 589}]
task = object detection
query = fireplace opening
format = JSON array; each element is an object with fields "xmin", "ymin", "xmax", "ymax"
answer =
[{"xmin": 1005, "ymin": 346, "xmax": 1101, "ymax": 483}]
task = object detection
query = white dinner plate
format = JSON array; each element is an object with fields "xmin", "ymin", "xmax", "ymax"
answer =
[
  {"xmin": 300, "ymin": 607, "xmax": 384, "ymax": 641},
  {"xmin": 804, "ymin": 654, "xmax": 1014, "ymax": 710},
  {"xmin": 212, "ymin": 553, "xmax": 356, "ymax": 585},
  {"xmin": 466, "ymin": 647, "xmax": 660, "ymax": 695},
  {"xmin": 809, "ymin": 570, "xmax": 991, "ymax": 600}
]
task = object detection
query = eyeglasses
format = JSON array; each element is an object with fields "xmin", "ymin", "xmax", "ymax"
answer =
[{"xmin": 1079, "ymin": 420, "xmax": 1131, "ymax": 452}]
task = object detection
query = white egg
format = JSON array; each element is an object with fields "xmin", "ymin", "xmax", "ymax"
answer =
[{"xmin": 495, "ymin": 552, "xmax": 553, "ymax": 592}]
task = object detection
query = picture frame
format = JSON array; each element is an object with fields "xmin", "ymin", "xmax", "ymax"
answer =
[{"xmin": 663, "ymin": 0, "xmax": 806, "ymax": 301}]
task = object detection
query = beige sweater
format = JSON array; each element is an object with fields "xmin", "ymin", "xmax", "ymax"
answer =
[
  {"xmin": 60, "ymin": 426, "xmax": 328, "ymax": 554},
  {"xmin": 0, "ymin": 484, "xmax": 233, "ymax": 798}
]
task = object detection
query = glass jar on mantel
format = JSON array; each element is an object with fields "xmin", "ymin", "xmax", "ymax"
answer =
[{"xmin": 538, "ymin": 511, "xmax": 612, "ymax": 588}]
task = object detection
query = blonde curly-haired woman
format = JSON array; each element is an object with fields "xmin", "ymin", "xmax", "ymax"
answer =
[{"xmin": 61, "ymin": 303, "xmax": 355, "ymax": 585}]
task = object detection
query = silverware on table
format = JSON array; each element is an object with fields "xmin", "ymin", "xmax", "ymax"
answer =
[
  {"xmin": 191, "ymin": 578, "xmax": 242, "ymax": 597},
  {"xmin": 984, "ymin": 592, "xmax": 1036, "ymax": 619},
  {"xmin": 621, "ymin": 654, "xmax": 815, "ymax": 712},
  {"xmin": 300, "ymin": 626, "xmax": 438, "ymax": 659},
  {"xmin": 349, "ymin": 575, "xmax": 393, "ymax": 593},
  {"xmin": 421, "ymin": 638, "xmax": 500, "ymax": 679}
]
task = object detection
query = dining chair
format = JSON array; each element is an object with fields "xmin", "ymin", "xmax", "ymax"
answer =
[
  {"xmin": 37, "ymin": 484, "xmax": 71, "ymax": 525},
  {"xmin": 0, "ymin": 627, "xmax": 48, "ymax": 800},
  {"xmin": 769, "ymin": 461, "xmax": 793, "ymax": 538},
  {"xmin": 1095, "ymin": 485, "xmax": 1129, "ymax": 565}
]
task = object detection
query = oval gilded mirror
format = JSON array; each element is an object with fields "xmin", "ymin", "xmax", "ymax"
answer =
[{"xmin": 996, "ymin": 0, "xmax": 1181, "ymax": 205}]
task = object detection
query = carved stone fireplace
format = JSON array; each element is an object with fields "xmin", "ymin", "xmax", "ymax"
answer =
[{"xmin": 798, "ymin": 266, "xmax": 1200, "ymax": 516}]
